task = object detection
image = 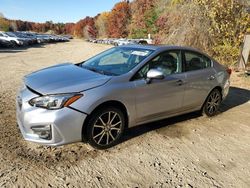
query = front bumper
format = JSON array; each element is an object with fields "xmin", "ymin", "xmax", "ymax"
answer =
[{"xmin": 16, "ymin": 87, "xmax": 87, "ymax": 146}]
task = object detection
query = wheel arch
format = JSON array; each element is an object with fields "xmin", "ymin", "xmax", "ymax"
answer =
[
  {"xmin": 201, "ymin": 86, "xmax": 223, "ymax": 109},
  {"xmin": 10, "ymin": 40, "xmax": 17, "ymax": 44},
  {"xmin": 81, "ymin": 100, "xmax": 129, "ymax": 142}
]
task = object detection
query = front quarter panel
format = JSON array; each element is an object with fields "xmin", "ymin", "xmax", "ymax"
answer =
[{"xmin": 69, "ymin": 80, "xmax": 137, "ymax": 127}]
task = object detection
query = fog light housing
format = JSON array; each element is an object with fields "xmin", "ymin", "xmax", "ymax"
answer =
[{"xmin": 31, "ymin": 125, "xmax": 52, "ymax": 140}]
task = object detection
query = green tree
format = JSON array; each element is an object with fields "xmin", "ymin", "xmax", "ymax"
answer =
[
  {"xmin": 195, "ymin": 0, "xmax": 250, "ymax": 65},
  {"xmin": 129, "ymin": 0, "xmax": 159, "ymax": 38},
  {"xmin": 0, "ymin": 14, "xmax": 10, "ymax": 31}
]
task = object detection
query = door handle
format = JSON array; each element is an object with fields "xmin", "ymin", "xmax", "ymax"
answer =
[
  {"xmin": 176, "ymin": 80, "xmax": 184, "ymax": 86},
  {"xmin": 208, "ymin": 75, "xmax": 215, "ymax": 80}
]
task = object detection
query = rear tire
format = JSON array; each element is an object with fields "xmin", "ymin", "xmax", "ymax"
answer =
[
  {"xmin": 86, "ymin": 107, "xmax": 125, "ymax": 149},
  {"xmin": 202, "ymin": 89, "xmax": 222, "ymax": 117}
]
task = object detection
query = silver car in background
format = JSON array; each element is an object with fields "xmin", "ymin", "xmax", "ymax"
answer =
[{"xmin": 16, "ymin": 45, "xmax": 231, "ymax": 149}]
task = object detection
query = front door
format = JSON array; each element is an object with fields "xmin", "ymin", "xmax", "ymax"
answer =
[{"xmin": 132, "ymin": 50, "xmax": 186, "ymax": 124}]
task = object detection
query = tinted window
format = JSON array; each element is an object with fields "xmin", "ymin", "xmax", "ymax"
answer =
[
  {"xmin": 184, "ymin": 51, "xmax": 211, "ymax": 71},
  {"xmin": 134, "ymin": 50, "xmax": 182, "ymax": 79}
]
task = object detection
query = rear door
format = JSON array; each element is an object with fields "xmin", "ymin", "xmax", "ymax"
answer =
[{"xmin": 182, "ymin": 50, "xmax": 217, "ymax": 109}]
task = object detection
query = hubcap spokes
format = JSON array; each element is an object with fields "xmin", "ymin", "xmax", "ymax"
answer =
[
  {"xmin": 207, "ymin": 92, "xmax": 220, "ymax": 114},
  {"xmin": 93, "ymin": 111, "xmax": 122, "ymax": 145}
]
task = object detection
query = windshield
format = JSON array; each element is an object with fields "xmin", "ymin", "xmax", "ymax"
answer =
[
  {"xmin": 6, "ymin": 32, "xmax": 17, "ymax": 37},
  {"xmin": 81, "ymin": 47, "xmax": 154, "ymax": 75}
]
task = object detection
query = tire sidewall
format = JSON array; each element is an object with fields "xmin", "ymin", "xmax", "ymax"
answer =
[
  {"xmin": 87, "ymin": 107, "xmax": 125, "ymax": 149},
  {"xmin": 203, "ymin": 89, "xmax": 222, "ymax": 117}
]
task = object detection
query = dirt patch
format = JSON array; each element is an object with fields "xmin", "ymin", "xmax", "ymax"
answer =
[{"xmin": 0, "ymin": 40, "xmax": 250, "ymax": 187}]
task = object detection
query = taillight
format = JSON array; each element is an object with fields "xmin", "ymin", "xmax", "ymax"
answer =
[{"xmin": 226, "ymin": 68, "xmax": 232, "ymax": 76}]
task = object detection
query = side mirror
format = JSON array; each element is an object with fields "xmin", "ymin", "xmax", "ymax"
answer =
[{"xmin": 146, "ymin": 69, "xmax": 164, "ymax": 84}]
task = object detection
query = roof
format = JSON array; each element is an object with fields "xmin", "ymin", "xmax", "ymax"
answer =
[{"xmin": 119, "ymin": 44, "xmax": 204, "ymax": 54}]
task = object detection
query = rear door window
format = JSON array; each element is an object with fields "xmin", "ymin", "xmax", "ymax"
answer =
[{"xmin": 184, "ymin": 51, "xmax": 212, "ymax": 72}]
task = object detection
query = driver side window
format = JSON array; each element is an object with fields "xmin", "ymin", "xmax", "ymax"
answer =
[{"xmin": 134, "ymin": 50, "xmax": 181, "ymax": 80}]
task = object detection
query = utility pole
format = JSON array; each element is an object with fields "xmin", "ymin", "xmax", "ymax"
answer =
[{"xmin": 238, "ymin": 34, "xmax": 250, "ymax": 71}]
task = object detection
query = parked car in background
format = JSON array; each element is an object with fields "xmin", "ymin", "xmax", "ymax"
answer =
[
  {"xmin": 25, "ymin": 32, "xmax": 45, "ymax": 44},
  {"xmin": 17, "ymin": 45, "xmax": 231, "ymax": 149},
  {"xmin": 63, "ymin": 35, "xmax": 73, "ymax": 39},
  {"xmin": 89, "ymin": 38, "xmax": 153, "ymax": 46},
  {"xmin": 0, "ymin": 31, "xmax": 72, "ymax": 48},
  {"xmin": 5, "ymin": 32, "xmax": 31, "ymax": 46},
  {"xmin": 0, "ymin": 38, "xmax": 13, "ymax": 47},
  {"xmin": 114, "ymin": 38, "xmax": 131, "ymax": 46},
  {"xmin": 0, "ymin": 31, "xmax": 25, "ymax": 47},
  {"xmin": 10, "ymin": 32, "xmax": 36, "ymax": 45},
  {"xmin": 13, "ymin": 32, "xmax": 38, "ymax": 45}
]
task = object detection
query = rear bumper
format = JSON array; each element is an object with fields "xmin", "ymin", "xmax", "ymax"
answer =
[
  {"xmin": 16, "ymin": 87, "xmax": 87, "ymax": 146},
  {"xmin": 222, "ymin": 79, "xmax": 230, "ymax": 100}
]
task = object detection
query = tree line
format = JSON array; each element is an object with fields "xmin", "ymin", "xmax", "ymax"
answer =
[{"xmin": 0, "ymin": 0, "xmax": 249, "ymax": 65}]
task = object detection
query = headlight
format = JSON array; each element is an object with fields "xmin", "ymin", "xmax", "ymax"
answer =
[{"xmin": 29, "ymin": 94, "xmax": 83, "ymax": 110}]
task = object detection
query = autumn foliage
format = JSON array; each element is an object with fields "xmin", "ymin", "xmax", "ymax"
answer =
[
  {"xmin": 95, "ymin": 12, "xmax": 110, "ymax": 38},
  {"xmin": 74, "ymin": 17, "xmax": 97, "ymax": 38},
  {"xmin": 153, "ymin": 0, "xmax": 250, "ymax": 65},
  {"xmin": 1, "ymin": 0, "xmax": 249, "ymax": 65},
  {"xmin": 0, "ymin": 17, "xmax": 9, "ymax": 31},
  {"xmin": 107, "ymin": 1, "xmax": 131, "ymax": 38},
  {"xmin": 129, "ymin": 0, "xmax": 158, "ymax": 38}
]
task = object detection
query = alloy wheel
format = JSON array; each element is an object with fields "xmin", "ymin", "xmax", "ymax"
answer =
[
  {"xmin": 206, "ymin": 90, "xmax": 221, "ymax": 115},
  {"xmin": 202, "ymin": 89, "xmax": 222, "ymax": 117},
  {"xmin": 92, "ymin": 111, "xmax": 122, "ymax": 146}
]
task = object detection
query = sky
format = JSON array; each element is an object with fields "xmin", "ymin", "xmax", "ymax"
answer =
[{"xmin": 0, "ymin": 0, "xmax": 122, "ymax": 23}]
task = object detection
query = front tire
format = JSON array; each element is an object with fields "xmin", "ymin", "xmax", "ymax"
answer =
[
  {"xmin": 87, "ymin": 107, "xmax": 125, "ymax": 149},
  {"xmin": 202, "ymin": 89, "xmax": 222, "ymax": 117},
  {"xmin": 10, "ymin": 41, "xmax": 17, "ymax": 48}
]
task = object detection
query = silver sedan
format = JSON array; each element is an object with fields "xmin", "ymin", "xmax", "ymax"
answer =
[{"xmin": 16, "ymin": 45, "xmax": 231, "ymax": 149}]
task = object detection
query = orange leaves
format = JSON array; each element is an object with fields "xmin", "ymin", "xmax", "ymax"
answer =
[
  {"xmin": 129, "ymin": 0, "xmax": 158, "ymax": 38},
  {"xmin": 64, "ymin": 23, "xmax": 75, "ymax": 35},
  {"xmin": 107, "ymin": 1, "xmax": 131, "ymax": 38},
  {"xmin": 74, "ymin": 17, "xmax": 97, "ymax": 38}
]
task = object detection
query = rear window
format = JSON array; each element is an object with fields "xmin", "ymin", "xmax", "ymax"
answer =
[{"xmin": 184, "ymin": 51, "xmax": 212, "ymax": 72}]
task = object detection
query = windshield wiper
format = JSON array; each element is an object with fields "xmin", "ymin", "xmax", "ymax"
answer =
[
  {"xmin": 82, "ymin": 65, "xmax": 100, "ymax": 73},
  {"xmin": 81, "ymin": 65, "xmax": 117, "ymax": 76}
]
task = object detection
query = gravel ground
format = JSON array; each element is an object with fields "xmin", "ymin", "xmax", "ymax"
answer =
[{"xmin": 0, "ymin": 39, "xmax": 250, "ymax": 187}]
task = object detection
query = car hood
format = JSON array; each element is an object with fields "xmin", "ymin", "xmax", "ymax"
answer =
[{"xmin": 24, "ymin": 63, "xmax": 111, "ymax": 95}]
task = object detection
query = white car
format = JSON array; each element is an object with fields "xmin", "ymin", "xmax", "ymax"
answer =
[
  {"xmin": 114, "ymin": 39, "xmax": 131, "ymax": 46},
  {"xmin": 0, "ymin": 31, "xmax": 24, "ymax": 46}
]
